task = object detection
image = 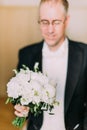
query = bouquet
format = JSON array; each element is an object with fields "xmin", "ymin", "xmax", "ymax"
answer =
[{"xmin": 6, "ymin": 62, "xmax": 58, "ymax": 128}]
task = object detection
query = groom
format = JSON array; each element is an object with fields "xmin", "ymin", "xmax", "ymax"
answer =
[{"xmin": 15, "ymin": 0, "xmax": 87, "ymax": 130}]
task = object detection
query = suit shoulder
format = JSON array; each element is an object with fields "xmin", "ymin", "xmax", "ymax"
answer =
[
  {"xmin": 69, "ymin": 39, "xmax": 87, "ymax": 50},
  {"xmin": 19, "ymin": 41, "xmax": 43, "ymax": 54}
]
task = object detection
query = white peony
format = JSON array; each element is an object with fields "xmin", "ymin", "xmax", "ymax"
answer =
[
  {"xmin": 6, "ymin": 63, "xmax": 58, "ymax": 128},
  {"xmin": 16, "ymin": 69, "xmax": 31, "ymax": 83},
  {"xmin": 7, "ymin": 77, "xmax": 21, "ymax": 98},
  {"xmin": 7, "ymin": 67, "xmax": 57, "ymax": 105},
  {"xmin": 31, "ymin": 71, "xmax": 49, "ymax": 86}
]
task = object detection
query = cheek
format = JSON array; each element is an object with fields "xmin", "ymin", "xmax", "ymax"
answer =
[
  {"xmin": 40, "ymin": 28, "xmax": 47, "ymax": 36},
  {"xmin": 56, "ymin": 26, "xmax": 66, "ymax": 34}
]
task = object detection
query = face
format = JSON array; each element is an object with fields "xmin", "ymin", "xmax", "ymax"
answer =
[{"xmin": 39, "ymin": 2, "xmax": 69, "ymax": 51}]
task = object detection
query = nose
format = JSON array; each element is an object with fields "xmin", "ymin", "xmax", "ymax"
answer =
[{"xmin": 48, "ymin": 24, "xmax": 55, "ymax": 33}]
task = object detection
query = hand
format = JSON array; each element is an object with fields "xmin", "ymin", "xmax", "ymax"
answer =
[{"xmin": 14, "ymin": 104, "xmax": 29, "ymax": 117}]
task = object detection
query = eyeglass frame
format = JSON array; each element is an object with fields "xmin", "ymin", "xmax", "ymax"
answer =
[{"xmin": 38, "ymin": 18, "xmax": 66, "ymax": 28}]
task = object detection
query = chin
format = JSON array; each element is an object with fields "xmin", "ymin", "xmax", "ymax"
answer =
[{"xmin": 46, "ymin": 40, "xmax": 57, "ymax": 46}]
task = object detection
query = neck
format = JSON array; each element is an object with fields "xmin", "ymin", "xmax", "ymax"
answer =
[{"xmin": 47, "ymin": 37, "xmax": 66, "ymax": 52}]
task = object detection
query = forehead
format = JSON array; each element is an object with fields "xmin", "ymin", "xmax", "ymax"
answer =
[{"xmin": 39, "ymin": 2, "xmax": 65, "ymax": 19}]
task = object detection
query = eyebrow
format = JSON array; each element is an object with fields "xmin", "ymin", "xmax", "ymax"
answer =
[{"xmin": 39, "ymin": 19, "xmax": 63, "ymax": 22}]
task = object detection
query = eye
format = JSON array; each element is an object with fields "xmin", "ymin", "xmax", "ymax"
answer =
[
  {"xmin": 41, "ymin": 20, "xmax": 49, "ymax": 25},
  {"xmin": 53, "ymin": 20, "xmax": 62, "ymax": 25}
]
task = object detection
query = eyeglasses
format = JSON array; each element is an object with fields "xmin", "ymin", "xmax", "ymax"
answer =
[{"xmin": 38, "ymin": 19, "xmax": 65, "ymax": 28}]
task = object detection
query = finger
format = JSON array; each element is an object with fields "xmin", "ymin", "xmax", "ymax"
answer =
[
  {"xmin": 14, "ymin": 110, "xmax": 24, "ymax": 117},
  {"xmin": 14, "ymin": 105, "xmax": 29, "ymax": 117},
  {"xmin": 14, "ymin": 109, "xmax": 29, "ymax": 117},
  {"xmin": 14, "ymin": 104, "xmax": 22, "ymax": 112},
  {"xmin": 15, "ymin": 104, "xmax": 29, "ymax": 111}
]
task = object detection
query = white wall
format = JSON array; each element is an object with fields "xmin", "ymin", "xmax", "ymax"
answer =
[
  {"xmin": 67, "ymin": 0, "xmax": 87, "ymax": 43},
  {"xmin": 69, "ymin": 0, "xmax": 87, "ymax": 7}
]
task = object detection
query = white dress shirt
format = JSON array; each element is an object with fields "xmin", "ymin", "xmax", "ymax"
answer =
[{"xmin": 40, "ymin": 38, "xmax": 68, "ymax": 130}]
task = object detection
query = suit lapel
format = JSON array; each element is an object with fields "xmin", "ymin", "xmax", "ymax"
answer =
[
  {"xmin": 64, "ymin": 41, "xmax": 83, "ymax": 114},
  {"xmin": 31, "ymin": 41, "xmax": 43, "ymax": 72}
]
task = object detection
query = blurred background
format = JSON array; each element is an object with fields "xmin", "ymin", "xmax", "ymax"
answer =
[{"xmin": 0, "ymin": 0, "xmax": 87, "ymax": 130}]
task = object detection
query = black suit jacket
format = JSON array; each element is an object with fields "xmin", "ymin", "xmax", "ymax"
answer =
[{"xmin": 17, "ymin": 39, "xmax": 87, "ymax": 130}]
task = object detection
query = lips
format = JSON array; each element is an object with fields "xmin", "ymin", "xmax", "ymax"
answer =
[
  {"xmin": 46, "ymin": 33, "xmax": 56, "ymax": 38},
  {"xmin": 46, "ymin": 36, "xmax": 56, "ymax": 41}
]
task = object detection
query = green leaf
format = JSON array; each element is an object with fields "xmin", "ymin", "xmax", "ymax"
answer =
[
  {"xmin": 12, "ymin": 117, "xmax": 26, "ymax": 128},
  {"xmin": 34, "ymin": 62, "xmax": 39, "ymax": 72},
  {"xmin": 5, "ymin": 97, "xmax": 10, "ymax": 104}
]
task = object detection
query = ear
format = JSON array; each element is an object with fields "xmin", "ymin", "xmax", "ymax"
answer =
[{"xmin": 65, "ymin": 15, "xmax": 70, "ymax": 27}]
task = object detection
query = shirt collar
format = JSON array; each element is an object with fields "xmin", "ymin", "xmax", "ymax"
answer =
[{"xmin": 42, "ymin": 38, "xmax": 68, "ymax": 57}]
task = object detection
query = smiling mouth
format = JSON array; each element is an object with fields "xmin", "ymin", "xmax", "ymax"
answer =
[{"xmin": 47, "ymin": 36, "xmax": 56, "ymax": 40}]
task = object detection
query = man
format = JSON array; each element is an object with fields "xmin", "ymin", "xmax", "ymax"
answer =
[{"xmin": 14, "ymin": 0, "xmax": 87, "ymax": 130}]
